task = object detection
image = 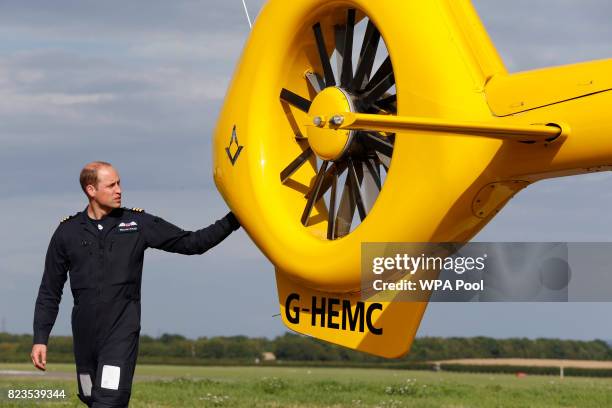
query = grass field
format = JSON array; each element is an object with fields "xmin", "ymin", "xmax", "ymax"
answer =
[{"xmin": 2, "ymin": 363, "xmax": 612, "ymax": 407}]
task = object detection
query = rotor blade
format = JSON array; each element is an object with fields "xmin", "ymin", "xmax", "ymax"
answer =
[
  {"xmin": 364, "ymin": 158, "xmax": 382, "ymax": 190},
  {"xmin": 335, "ymin": 171, "xmax": 356, "ymax": 237},
  {"xmin": 305, "ymin": 71, "xmax": 325, "ymax": 94},
  {"xmin": 347, "ymin": 159, "xmax": 367, "ymax": 221},
  {"xmin": 362, "ymin": 159, "xmax": 381, "ymax": 212},
  {"xmin": 341, "ymin": 9, "xmax": 356, "ymax": 87},
  {"xmin": 301, "ymin": 160, "xmax": 330, "ymax": 226},
  {"xmin": 354, "ymin": 156, "xmax": 364, "ymax": 180},
  {"xmin": 363, "ymin": 56, "xmax": 392, "ymax": 93},
  {"xmin": 334, "ymin": 24, "xmax": 345, "ymax": 84},
  {"xmin": 280, "ymin": 88, "xmax": 311, "ymax": 112},
  {"xmin": 373, "ymin": 93, "xmax": 397, "ymax": 111},
  {"xmin": 351, "ymin": 20, "xmax": 380, "ymax": 91},
  {"xmin": 280, "ymin": 147, "xmax": 313, "ymax": 183},
  {"xmin": 327, "ymin": 171, "xmax": 338, "ymax": 240},
  {"xmin": 309, "ymin": 160, "xmax": 348, "ymax": 202},
  {"xmin": 360, "ymin": 132, "xmax": 394, "ymax": 157},
  {"xmin": 375, "ymin": 151, "xmax": 390, "ymax": 171},
  {"xmin": 358, "ymin": 55, "xmax": 395, "ymax": 109},
  {"xmin": 362, "ymin": 73, "xmax": 395, "ymax": 108},
  {"xmin": 313, "ymin": 22, "xmax": 336, "ymax": 87}
]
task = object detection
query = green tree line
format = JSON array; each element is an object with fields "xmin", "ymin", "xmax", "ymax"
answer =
[{"xmin": 1, "ymin": 332, "xmax": 610, "ymax": 364}]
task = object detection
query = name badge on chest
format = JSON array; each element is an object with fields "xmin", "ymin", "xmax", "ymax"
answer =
[{"xmin": 118, "ymin": 221, "xmax": 139, "ymax": 233}]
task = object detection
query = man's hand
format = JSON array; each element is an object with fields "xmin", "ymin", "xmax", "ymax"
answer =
[{"xmin": 31, "ymin": 344, "xmax": 47, "ymax": 371}]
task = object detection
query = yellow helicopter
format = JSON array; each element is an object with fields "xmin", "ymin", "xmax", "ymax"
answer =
[{"xmin": 212, "ymin": 0, "xmax": 612, "ymax": 358}]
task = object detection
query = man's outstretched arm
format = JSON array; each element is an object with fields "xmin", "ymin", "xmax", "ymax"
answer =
[
  {"xmin": 32, "ymin": 227, "xmax": 70, "ymax": 370},
  {"xmin": 143, "ymin": 211, "xmax": 241, "ymax": 255}
]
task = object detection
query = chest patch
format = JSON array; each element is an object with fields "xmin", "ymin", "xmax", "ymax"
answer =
[{"xmin": 118, "ymin": 221, "xmax": 139, "ymax": 233}]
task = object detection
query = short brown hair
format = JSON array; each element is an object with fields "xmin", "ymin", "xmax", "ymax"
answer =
[{"xmin": 79, "ymin": 161, "xmax": 112, "ymax": 193}]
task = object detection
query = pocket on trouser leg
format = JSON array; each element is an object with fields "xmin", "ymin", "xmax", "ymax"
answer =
[
  {"xmin": 91, "ymin": 361, "xmax": 133, "ymax": 407},
  {"xmin": 76, "ymin": 368, "xmax": 94, "ymax": 406}
]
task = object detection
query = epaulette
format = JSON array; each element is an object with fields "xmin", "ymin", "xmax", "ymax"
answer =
[
  {"xmin": 129, "ymin": 207, "xmax": 145, "ymax": 213},
  {"xmin": 60, "ymin": 214, "xmax": 77, "ymax": 223}
]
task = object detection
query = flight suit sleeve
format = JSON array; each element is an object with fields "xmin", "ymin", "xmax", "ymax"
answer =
[
  {"xmin": 33, "ymin": 227, "xmax": 70, "ymax": 345},
  {"xmin": 143, "ymin": 211, "xmax": 240, "ymax": 255}
]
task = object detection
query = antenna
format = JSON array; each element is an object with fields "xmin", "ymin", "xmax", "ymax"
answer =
[{"xmin": 241, "ymin": 0, "xmax": 253, "ymax": 29}]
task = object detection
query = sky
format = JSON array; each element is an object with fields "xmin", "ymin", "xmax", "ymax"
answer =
[{"xmin": 1, "ymin": 0, "xmax": 612, "ymax": 342}]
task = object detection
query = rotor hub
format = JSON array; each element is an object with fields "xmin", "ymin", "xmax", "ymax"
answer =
[{"xmin": 307, "ymin": 87, "xmax": 355, "ymax": 161}]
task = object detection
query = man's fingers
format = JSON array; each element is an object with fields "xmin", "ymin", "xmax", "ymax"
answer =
[
  {"xmin": 31, "ymin": 349, "xmax": 46, "ymax": 371},
  {"xmin": 32, "ymin": 353, "xmax": 41, "ymax": 369}
]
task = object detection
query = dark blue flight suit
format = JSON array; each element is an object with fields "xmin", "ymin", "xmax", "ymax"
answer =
[{"xmin": 33, "ymin": 207, "xmax": 240, "ymax": 407}]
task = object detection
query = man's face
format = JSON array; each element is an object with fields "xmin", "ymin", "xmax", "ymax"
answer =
[{"xmin": 88, "ymin": 166, "xmax": 122, "ymax": 209}]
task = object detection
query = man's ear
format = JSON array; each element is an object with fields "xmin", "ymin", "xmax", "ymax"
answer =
[{"xmin": 85, "ymin": 185, "xmax": 96, "ymax": 199}]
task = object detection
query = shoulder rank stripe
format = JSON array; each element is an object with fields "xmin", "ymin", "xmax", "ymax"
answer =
[
  {"xmin": 131, "ymin": 207, "xmax": 145, "ymax": 213},
  {"xmin": 60, "ymin": 214, "xmax": 76, "ymax": 223}
]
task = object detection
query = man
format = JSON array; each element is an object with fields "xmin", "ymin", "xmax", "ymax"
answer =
[{"xmin": 31, "ymin": 161, "xmax": 240, "ymax": 407}]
